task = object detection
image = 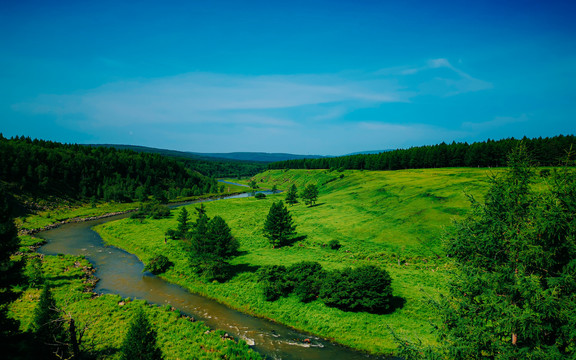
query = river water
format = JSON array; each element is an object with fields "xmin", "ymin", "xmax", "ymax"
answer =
[{"xmin": 37, "ymin": 191, "xmax": 384, "ymax": 360}]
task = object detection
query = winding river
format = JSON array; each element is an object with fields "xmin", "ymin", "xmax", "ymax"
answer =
[{"xmin": 37, "ymin": 190, "xmax": 384, "ymax": 360}]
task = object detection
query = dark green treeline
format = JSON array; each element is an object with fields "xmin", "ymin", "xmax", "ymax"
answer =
[
  {"xmin": 0, "ymin": 135, "xmax": 219, "ymax": 202},
  {"xmin": 269, "ymin": 135, "xmax": 576, "ymax": 171}
]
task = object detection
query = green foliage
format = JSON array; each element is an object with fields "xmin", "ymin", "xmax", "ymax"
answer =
[
  {"xmin": 32, "ymin": 285, "xmax": 68, "ymax": 358},
  {"xmin": 263, "ymin": 201, "xmax": 297, "ymax": 248},
  {"xmin": 24, "ymin": 255, "xmax": 44, "ymax": 287},
  {"xmin": 269, "ymin": 135, "xmax": 576, "ymax": 171},
  {"xmin": 257, "ymin": 265, "xmax": 289, "ymax": 301},
  {"xmin": 176, "ymin": 207, "xmax": 190, "ymax": 238},
  {"xmin": 435, "ymin": 147, "xmax": 576, "ymax": 358},
  {"xmin": 140, "ymin": 202, "xmax": 171, "ymax": 219},
  {"xmin": 0, "ymin": 187, "xmax": 22, "ymax": 341},
  {"xmin": 0, "ymin": 136, "xmax": 215, "ymax": 202},
  {"xmin": 144, "ymin": 255, "xmax": 173, "ymax": 275},
  {"xmin": 301, "ymin": 183, "xmax": 319, "ymax": 206},
  {"xmin": 328, "ymin": 239, "xmax": 341, "ymax": 250},
  {"xmin": 120, "ymin": 309, "xmax": 164, "ymax": 360},
  {"xmin": 319, "ymin": 265, "xmax": 393, "ymax": 313},
  {"xmin": 285, "ymin": 184, "xmax": 298, "ymax": 205},
  {"xmin": 188, "ymin": 209, "xmax": 239, "ymax": 282},
  {"xmin": 254, "ymin": 192, "xmax": 266, "ymax": 199},
  {"xmin": 286, "ymin": 261, "xmax": 325, "ymax": 303}
]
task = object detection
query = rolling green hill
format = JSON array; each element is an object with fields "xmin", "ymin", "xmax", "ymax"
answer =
[{"xmin": 95, "ymin": 167, "xmax": 502, "ymax": 355}]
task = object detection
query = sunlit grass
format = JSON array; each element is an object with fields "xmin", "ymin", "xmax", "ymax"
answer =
[
  {"xmin": 95, "ymin": 168, "xmax": 501, "ymax": 354},
  {"xmin": 9, "ymin": 254, "xmax": 261, "ymax": 359}
]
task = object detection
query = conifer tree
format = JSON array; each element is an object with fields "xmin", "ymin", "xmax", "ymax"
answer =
[
  {"xmin": 285, "ymin": 184, "xmax": 298, "ymax": 205},
  {"xmin": 32, "ymin": 285, "xmax": 67, "ymax": 358},
  {"xmin": 263, "ymin": 201, "xmax": 297, "ymax": 248},
  {"xmin": 0, "ymin": 188, "xmax": 22, "ymax": 351},
  {"xmin": 120, "ymin": 309, "xmax": 163, "ymax": 360},
  {"xmin": 176, "ymin": 207, "xmax": 190, "ymax": 238},
  {"xmin": 430, "ymin": 146, "xmax": 576, "ymax": 359}
]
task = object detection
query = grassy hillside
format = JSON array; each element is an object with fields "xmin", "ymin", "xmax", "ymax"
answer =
[{"xmin": 94, "ymin": 168, "xmax": 500, "ymax": 355}]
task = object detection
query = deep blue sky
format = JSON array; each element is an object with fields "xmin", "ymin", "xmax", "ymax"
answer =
[{"xmin": 1, "ymin": 0, "xmax": 574, "ymax": 155}]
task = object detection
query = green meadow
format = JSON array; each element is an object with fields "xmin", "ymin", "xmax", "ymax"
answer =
[
  {"xmin": 9, "ymin": 252, "xmax": 261, "ymax": 359},
  {"xmin": 95, "ymin": 168, "xmax": 499, "ymax": 355}
]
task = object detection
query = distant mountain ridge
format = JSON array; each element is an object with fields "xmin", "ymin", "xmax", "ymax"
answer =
[{"xmin": 90, "ymin": 144, "xmax": 328, "ymax": 163}]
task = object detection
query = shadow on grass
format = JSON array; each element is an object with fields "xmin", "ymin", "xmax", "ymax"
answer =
[
  {"xmin": 280, "ymin": 234, "xmax": 308, "ymax": 247},
  {"xmin": 307, "ymin": 202, "xmax": 325, "ymax": 208},
  {"xmin": 229, "ymin": 263, "xmax": 261, "ymax": 279},
  {"xmin": 382, "ymin": 296, "xmax": 406, "ymax": 314}
]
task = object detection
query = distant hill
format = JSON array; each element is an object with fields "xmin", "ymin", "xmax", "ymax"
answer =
[
  {"xmin": 344, "ymin": 150, "xmax": 392, "ymax": 156},
  {"xmin": 91, "ymin": 144, "xmax": 327, "ymax": 163}
]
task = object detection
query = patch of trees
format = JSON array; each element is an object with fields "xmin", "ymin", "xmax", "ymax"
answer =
[
  {"xmin": 268, "ymin": 135, "xmax": 576, "ymax": 171},
  {"xmin": 398, "ymin": 146, "xmax": 576, "ymax": 359},
  {"xmin": 0, "ymin": 135, "xmax": 218, "ymax": 202},
  {"xmin": 257, "ymin": 261, "xmax": 395, "ymax": 314},
  {"xmin": 169, "ymin": 205, "xmax": 239, "ymax": 282}
]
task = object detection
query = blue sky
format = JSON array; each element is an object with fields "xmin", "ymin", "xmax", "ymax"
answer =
[{"xmin": 1, "ymin": 0, "xmax": 574, "ymax": 155}]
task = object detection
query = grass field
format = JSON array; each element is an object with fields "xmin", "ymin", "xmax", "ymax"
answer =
[
  {"xmin": 94, "ymin": 168, "xmax": 501, "ymax": 355},
  {"xmin": 9, "ymin": 252, "xmax": 261, "ymax": 359}
]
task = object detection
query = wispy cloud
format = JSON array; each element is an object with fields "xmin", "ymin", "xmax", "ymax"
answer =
[
  {"xmin": 462, "ymin": 114, "xmax": 529, "ymax": 131},
  {"xmin": 12, "ymin": 59, "xmax": 492, "ymax": 144}
]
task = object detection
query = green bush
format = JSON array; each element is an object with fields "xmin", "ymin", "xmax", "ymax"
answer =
[
  {"xmin": 144, "ymin": 255, "xmax": 173, "ymax": 275},
  {"xmin": 320, "ymin": 265, "xmax": 393, "ymax": 313},
  {"xmin": 286, "ymin": 261, "xmax": 325, "ymax": 303},
  {"xmin": 254, "ymin": 192, "xmax": 266, "ymax": 199},
  {"xmin": 328, "ymin": 239, "xmax": 341, "ymax": 250}
]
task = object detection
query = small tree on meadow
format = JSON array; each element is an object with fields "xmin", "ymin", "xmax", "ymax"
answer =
[
  {"xmin": 263, "ymin": 201, "xmax": 297, "ymax": 248},
  {"xmin": 120, "ymin": 309, "xmax": 163, "ymax": 360},
  {"xmin": 176, "ymin": 207, "xmax": 190, "ymax": 239},
  {"xmin": 285, "ymin": 184, "xmax": 298, "ymax": 205},
  {"xmin": 32, "ymin": 285, "xmax": 68, "ymax": 358},
  {"xmin": 301, "ymin": 184, "xmax": 319, "ymax": 206}
]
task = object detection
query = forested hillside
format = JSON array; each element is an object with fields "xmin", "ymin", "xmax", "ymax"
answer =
[
  {"xmin": 0, "ymin": 135, "xmax": 218, "ymax": 203},
  {"xmin": 269, "ymin": 135, "xmax": 576, "ymax": 170}
]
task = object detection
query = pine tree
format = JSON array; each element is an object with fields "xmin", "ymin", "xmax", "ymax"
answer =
[
  {"xmin": 435, "ymin": 146, "xmax": 576, "ymax": 359},
  {"xmin": 207, "ymin": 216, "xmax": 239, "ymax": 259},
  {"xmin": 120, "ymin": 309, "xmax": 163, "ymax": 360},
  {"xmin": 32, "ymin": 285, "xmax": 67, "ymax": 358},
  {"xmin": 263, "ymin": 201, "xmax": 297, "ymax": 248},
  {"xmin": 285, "ymin": 184, "xmax": 298, "ymax": 205},
  {"xmin": 176, "ymin": 207, "xmax": 190, "ymax": 238},
  {"xmin": 0, "ymin": 188, "xmax": 22, "ymax": 343}
]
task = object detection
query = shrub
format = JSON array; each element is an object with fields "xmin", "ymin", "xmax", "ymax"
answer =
[
  {"xmin": 328, "ymin": 239, "xmax": 341, "ymax": 250},
  {"xmin": 144, "ymin": 255, "xmax": 173, "ymax": 275},
  {"xmin": 286, "ymin": 261, "xmax": 325, "ymax": 303},
  {"xmin": 320, "ymin": 265, "xmax": 393, "ymax": 313},
  {"xmin": 254, "ymin": 192, "xmax": 266, "ymax": 199}
]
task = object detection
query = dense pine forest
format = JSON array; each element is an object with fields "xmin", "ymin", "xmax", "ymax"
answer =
[
  {"xmin": 0, "ymin": 135, "xmax": 219, "ymax": 203},
  {"xmin": 269, "ymin": 135, "xmax": 576, "ymax": 170}
]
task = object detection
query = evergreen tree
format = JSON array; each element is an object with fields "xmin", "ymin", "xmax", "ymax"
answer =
[
  {"xmin": 176, "ymin": 207, "xmax": 190, "ymax": 239},
  {"xmin": 263, "ymin": 201, "xmax": 297, "ymax": 248},
  {"xmin": 32, "ymin": 285, "xmax": 67, "ymax": 358},
  {"xmin": 285, "ymin": 184, "xmax": 298, "ymax": 205},
  {"xmin": 120, "ymin": 309, "xmax": 163, "ymax": 360},
  {"xmin": 0, "ymin": 188, "xmax": 22, "ymax": 343},
  {"xmin": 207, "ymin": 216, "xmax": 239, "ymax": 259},
  {"xmin": 433, "ymin": 146, "xmax": 576, "ymax": 359},
  {"xmin": 301, "ymin": 183, "xmax": 319, "ymax": 206}
]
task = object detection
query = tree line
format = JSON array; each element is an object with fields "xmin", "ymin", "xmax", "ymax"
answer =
[
  {"xmin": 0, "ymin": 135, "xmax": 220, "ymax": 202},
  {"xmin": 268, "ymin": 135, "xmax": 576, "ymax": 171}
]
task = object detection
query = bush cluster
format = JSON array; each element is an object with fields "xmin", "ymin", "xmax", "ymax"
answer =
[
  {"xmin": 257, "ymin": 261, "xmax": 394, "ymax": 313},
  {"xmin": 144, "ymin": 255, "xmax": 173, "ymax": 275}
]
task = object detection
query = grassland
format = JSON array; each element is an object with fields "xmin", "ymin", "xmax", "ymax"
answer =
[
  {"xmin": 94, "ymin": 168, "xmax": 501, "ymax": 355},
  {"xmin": 9, "ymin": 252, "xmax": 261, "ymax": 359}
]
